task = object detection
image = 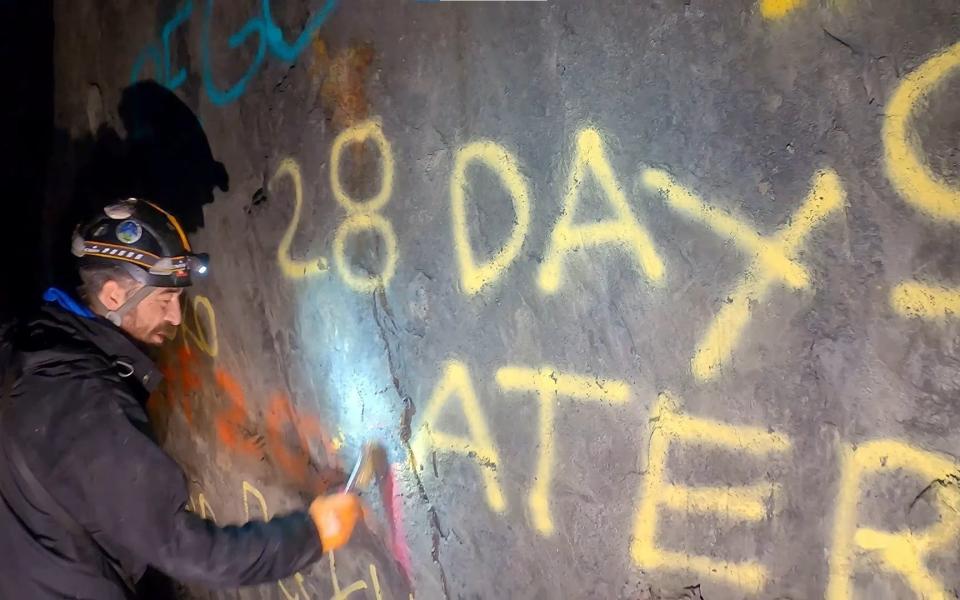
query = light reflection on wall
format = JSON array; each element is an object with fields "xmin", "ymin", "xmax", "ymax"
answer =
[{"xmin": 292, "ymin": 276, "xmax": 398, "ymax": 465}]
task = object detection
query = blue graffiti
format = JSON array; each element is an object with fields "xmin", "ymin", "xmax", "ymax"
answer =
[
  {"xmin": 130, "ymin": 0, "xmax": 340, "ymax": 106},
  {"xmin": 261, "ymin": 0, "xmax": 338, "ymax": 62},
  {"xmin": 130, "ymin": 44, "xmax": 162, "ymax": 85},
  {"xmin": 162, "ymin": 0, "xmax": 194, "ymax": 89},
  {"xmin": 201, "ymin": 0, "xmax": 267, "ymax": 106}
]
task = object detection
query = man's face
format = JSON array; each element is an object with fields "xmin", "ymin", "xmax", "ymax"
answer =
[{"xmin": 120, "ymin": 286, "xmax": 183, "ymax": 346}]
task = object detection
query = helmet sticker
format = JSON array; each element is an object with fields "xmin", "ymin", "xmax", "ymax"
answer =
[
  {"xmin": 92, "ymin": 223, "xmax": 109, "ymax": 237},
  {"xmin": 116, "ymin": 220, "xmax": 143, "ymax": 244},
  {"xmin": 104, "ymin": 199, "xmax": 137, "ymax": 219}
]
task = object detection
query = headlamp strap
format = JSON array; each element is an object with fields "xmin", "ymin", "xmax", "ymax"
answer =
[{"xmin": 105, "ymin": 285, "xmax": 156, "ymax": 327}]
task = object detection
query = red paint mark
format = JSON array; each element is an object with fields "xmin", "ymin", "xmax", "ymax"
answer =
[
  {"xmin": 150, "ymin": 322, "xmax": 348, "ymax": 494},
  {"xmin": 175, "ymin": 344, "xmax": 199, "ymax": 425},
  {"xmin": 265, "ymin": 393, "xmax": 314, "ymax": 485},
  {"xmin": 177, "ymin": 345, "xmax": 202, "ymax": 393},
  {"xmin": 151, "ymin": 341, "xmax": 203, "ymax": 427},
  {"xmin": 214, "ymin": 368, "xmax": 259, "ymax": 456}
]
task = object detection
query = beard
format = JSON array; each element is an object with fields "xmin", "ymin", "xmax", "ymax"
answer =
[
  {"xmin": 137, "ymin": 322, "xmax": 178, "ymax": 346},
  {"xmin": 154, "ymin": 323, "xmax": 179, "ymax": 343}
]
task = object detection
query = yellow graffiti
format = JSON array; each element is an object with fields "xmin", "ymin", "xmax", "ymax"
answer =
[
  {"xmin": 242, "ymin": 481, "xmax": 269, "ymax": 521},
  {"xmin": 327, "ymin": 552, "xmax": 386, "ymax": 600},
  {"xmin": 173, "ymin": 294, "xmax": 218, "ymax": 357},
  {"xmin": 537, "ymin": 128, "xmax": 665, "ymax": 293},
  {"xmin": 827, "ymin": 440, "xmax": 960, "ymax": 600},
  {"xmin": 631, "ymin": 392, "xmax": 792, "ymax": 593},
  {"xmin": 883, "ymin": 40, "xmax": 960, "ymax": 225},
  {"xmin": 412, "ymin": 360, "xmax": 506, "ymax": 512},
  {"xmin": 884, "ymin": 41, "xmax": 960, "ymax": 323},
  {"xmin": 330, "ymin": 119, "xmax": 395, "ymax": 213},
  {"xmin": 643, "ymin": 168, "xmax": 844, "ymax": 381},
  {"xmin": 760, "ymin": 0, "xmax": 856, "ymax": 20},
  {"xmin": 196, "ymin": 493, "xmax": 216, "ymax": 521},
  {"xmin": 496, "ymin": 365, "xmax": 630, "ymax": 535},
  {"xmin": 333, "ymin": 213, "xmax": 399, "ymax": 293},
  {"xmin": 451, "ymin": 141, "xmax": 532, "ymax": 295},
  {"xmin": 279, "ymin": 573, "xmax": 310, "ymax": 600},
  {"xmin": 369, "ymin": 564, "xmax": 383, "ymax": 600},
  {"xmin": 760, "ymin": 0, "xmax": 805, "ymax": 20},
  {"xmin": 333, "ymin": 428, "xmax": 346, "ymax": 451},
  {"xmin": 331, "ymin": 118, "xmax": 398, "ymax": 292},
  {"xmin": 241, "ymin": 481, "xmax": 310, "ymax": 600},
  {"xmin": 329, "ymin": 551, "xmax": 368, "ymax": 600},
  {"xmin": 272, "ymin": 158, "xmax": 329, "ymax": 280},
  {"xmin": 891, "ymin": 281, "xmax": 960, "ymax": 319},
  {"xmin": 188, "ymin": 295, "xmax": 218, "ymax": 357}
]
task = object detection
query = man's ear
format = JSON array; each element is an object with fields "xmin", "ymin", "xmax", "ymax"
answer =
[{"xmin": 98, "ymin": 279, "xmax": 129, "ymax": 312}]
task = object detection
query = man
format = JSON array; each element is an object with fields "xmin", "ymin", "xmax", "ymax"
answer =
[{"xmin": 0, "ymin": 198, "xmax": 360, "ymax": 599}]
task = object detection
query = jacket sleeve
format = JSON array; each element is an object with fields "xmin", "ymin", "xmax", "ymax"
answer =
[{"xmin": 46, "ymin": 380, "xmax": 324, "ymax": 588}]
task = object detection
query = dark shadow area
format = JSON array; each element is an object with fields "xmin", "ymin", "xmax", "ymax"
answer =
[
  {"xmin": 48, "ymin": 80, "xmax": 229, "ymax": 293},
  {"xmin": 1, "ymin": 10, "xmax": 228, "ymax": 320},
  {"xmin": 0, "ymin": 0, "xmax": 53, "ymax": 324},
  {"xmin": 120, "ymin": 81, "xmax": 229, "ymax": 231}
]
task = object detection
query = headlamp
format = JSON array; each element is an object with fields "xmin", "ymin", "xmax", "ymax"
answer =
[
  {"xmin": 189, "ymin": 253, "xmax": 209, "ymax": 276},
  {"xmin": 149, "ymin": 253, "xmax": 210, "ymax": 278}
]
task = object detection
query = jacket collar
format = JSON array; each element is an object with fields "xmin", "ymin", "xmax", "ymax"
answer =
[{"xmin": 27, "ymin": 302, "xmax": 164, "ymax": 394}]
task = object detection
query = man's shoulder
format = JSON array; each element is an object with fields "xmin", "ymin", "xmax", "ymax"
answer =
[
  {"xmin": 8, "ymin": 352, "xmax": 144, "ymax": 441},
  {"xmin": 15, "ymin": 345, "xmax": 120, "ymax": 401}
]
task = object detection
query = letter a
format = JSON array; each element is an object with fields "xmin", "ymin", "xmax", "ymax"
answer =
[
  {"xmin": 538, "ymin": 128, "xmax": 664, "ymax": 293},
  {"xmin": 412, "ymin": 361, "xmax": 506, "ymax": 512}
]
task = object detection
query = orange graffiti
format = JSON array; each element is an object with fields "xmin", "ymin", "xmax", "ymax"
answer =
[
  {"xmin": 264, "ymin": 392, "xmax": 338, "ymax": 488},
  {"xmin": 213, "ymin": 368, "xmax": 260, "ymax": 457},
  {"xmin": 150, "ymin": 296, "xmax": 343, "ymax": 491},
  {"xmin": 174, "ymin": 344, "xmax": 200, "ymax": 425},
  {"xmin": 151, "ymin": 339, "xmax": 204, "ymax": 429}
]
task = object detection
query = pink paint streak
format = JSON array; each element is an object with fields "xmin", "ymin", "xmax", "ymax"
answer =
[{"xmin": 382, "ymin": 463, "xmax": 413, "ymax": 582}]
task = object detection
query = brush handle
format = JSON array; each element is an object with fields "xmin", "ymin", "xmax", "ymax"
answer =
[{"xmin": 344, "ymin": 449, "xmax": 365, "ymax": 492}]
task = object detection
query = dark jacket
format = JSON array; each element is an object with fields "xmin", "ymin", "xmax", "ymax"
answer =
[{"xmin": 0, "ymin": 303, "xmax": 323, "ymax": 599}]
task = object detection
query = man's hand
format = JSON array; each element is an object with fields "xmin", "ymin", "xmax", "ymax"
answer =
[{"xmin": 309, "ymin": 493, "xmax": 361, "ymax": 551}]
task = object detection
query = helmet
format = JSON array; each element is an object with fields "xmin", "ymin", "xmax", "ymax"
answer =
[{"xmin": 72, "ymin": 198, "xmax": 209, "ymax": 288}]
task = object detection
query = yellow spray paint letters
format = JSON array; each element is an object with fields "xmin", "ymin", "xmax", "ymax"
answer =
[
  {"xmin": 331, "ymin": 119, "xmax": 399, "ymax": 292},
  {"xmin": 883, "ymin": 40, "xmax": 960, "ymax": 225},
  {"xmin": 496, "ymin": 365, "xmax": 629, "ymax": 535},
  {"xmin": 196, "ymin": 493, "xmax": 217, "ymax": 521},
  {"xmin": 412, "ymin": 361, "xmax": 506, "ymax": 512},
  {"xmin": 631, "ymin": 392, "xmax": 792, "ymax": 593},
  {"xmin": 891, "ymin": 281, "xmax": 960, "ymax": 320},
  {"xmin": 186, "ymin": 295, "xmax": 219, "ymax": 358},
  {"xmin": 192, "ymin": 483, "xmax": 390, "ymax": 599},
  {"xmin": 643, "ymin": 168, "xmax": 844, "ymax": 381},
  {"xmin": 538, "ymin": 128, "xmax": 665, "ymax": 294},
  {"xmin": 451, "ymin": 141, "xmax": 532, "ymax": 295},
  {"xmin": 242, "ymin": 481, "xmax": 311, "ymax": 600},
  {"xmin": 827, "ymin": 440, "xmax": 960, "ymax": 600},
  {"xmin": 272, "ymin": 158, "xmax": 329, "ymax": 279},
  {"xmin": 172, "ymin": 294, "xmax": 219, "ymax": 357},
  {"xmin": 760, "ymin": 0, "xmax": 806, "ymax": 20},
  {"xmin": 329, "ymin": 551, "xmax": 368, "ymax": 600},
  {"xmin": 885, "ymin": 41, "xmax": 960, "ymax": 320}
]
